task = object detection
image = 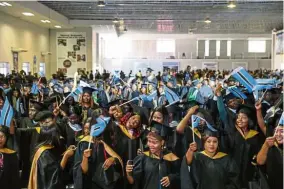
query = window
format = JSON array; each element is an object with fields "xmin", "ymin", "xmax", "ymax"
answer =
[
  {"xmin": 248, "ymin": 40, "xmax": 266, "ymax": 53},
  {"xmin": 22, "ymin": 62, "xmax": 30, "ymax": 73},
  {"xmin": 227, "ymin": 40, "xmax": 231, "ymax": 56},
  {"xmin": 39, "ymin": 63, "xmax": 45, "ymax": 75},
  {"xmin": 0, "ymin": 62, "xmax": 9, "ymax": 75},
  {"xmin": 156, "ymin": 39, "xmax": 175, "ymax": 53},
  {"xmin": 216, "ymin": 40, "xmax": 220, "ymax": 57},
  {"xmin": 205, "ymin": 40, "xmax": 209, "ymax": 56}
]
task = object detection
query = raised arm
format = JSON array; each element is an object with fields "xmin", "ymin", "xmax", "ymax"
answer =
[
  {"xmin": 176, "ymin": 105, "xmax": 199, "ymax": 134},
  {"xmin": 255, "ymin": 101, "xmax": 266, "ymax": 135}
]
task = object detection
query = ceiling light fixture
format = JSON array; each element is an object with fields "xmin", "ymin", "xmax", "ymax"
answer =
[
  {"xmin": 113, "ymin": 17, "xmax": 119, "ymax": 24},
  {"xmin": 0, "ymin": 2, "xmax": 12, "ymax": 6},
  {"xmin": 204, "ymin": 18, "xmax": 211, "ymax": 24},
  {"xmin": 227, "ymin": 1, "xmax": 236, "ymax": 8},
  {"xmin": 41, "ymin": 20, "xmax": 51, "ymax": 23},
  {"xmin": 22, "ymin": 12, "xmax": 34, "ymax": 16},
  {"xmin": 97, "ymin": 0, "xmax": 105, "ymax": 7},
  {"xmin": 54, "ymin": 25, "xmax": 61, "ymax": 28}
]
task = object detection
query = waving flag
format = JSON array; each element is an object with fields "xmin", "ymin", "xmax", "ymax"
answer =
[
  {"xmin": 228, "ymin": 86, "xmax": 247, "ymax": 99},
  {"xmin": 256, "ymin": 78, "xmax": 276, "ymax": 85},
  {"xmin": 231, "ymin": 67, "xmax": 257, "ymax": 92},
  {"xmin": 31, "ymin": 83, "xmax": 39, "ymax": 95},
  {"xmin": 164, "ymin": 86, "xmax": 180, "ymax": 104},
  {"xmin": 191, "ymin": 115, "xmax": 217, "ymax": 131},
  {"xmin": 90, "ymin": 121, "xmax": 107, "ymax": 137},
  {"xmin": 278, "ymin": 112, "xmax": 284, "ymax": 126},
  {"xmin": 71, "ymin": 86, "xmax": 83, "ymax": 101},
  {"xmin": 79, "ymin": 80, "xmax": 90, "ymax": 88},
  {"xmin": 0, "ymin": 97, "xmax": 14, "ymax": 127}
]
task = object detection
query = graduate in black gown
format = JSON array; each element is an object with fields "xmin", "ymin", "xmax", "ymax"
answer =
[
  {"xmin": 28, "ymin": 111, "xmax": 74, "ymax": 189},
  {"xmin": 17, "ymin": 100, "xmax": 45, "ymax": 187},
  {"xmin": 181, "ymin": 130, "xmax": 240, "ymax": 189},
  {"xmin": 126, "ymin": 121, "xmax": 180, "ymax": 189},
  {"xmin": 0, "ymin": 126, "xmax": 21, "ymax": 189},
  {"xmin": 223, "ymin": 105, "xmax": 265, "ymax": 189},
  {"xmin": 73, "ymin": 116, "xmax": 123, "ymax": 189},
  {"xmin": 257, "ymin": 124, "xmax": 283, "ymax": 189}
]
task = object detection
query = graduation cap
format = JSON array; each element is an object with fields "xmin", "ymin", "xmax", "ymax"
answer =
[
  {"xmin": 146, "ymin": 68, "xmax": 154, "ymax": 72},
  {"xmin": 30, "ymin": 100, "xmax": 46, "ymax": 111},
  {"xmin": 192, "ymin": 79, "xmax": 201, "ymax": 86},
  {"xmin": 277, "ymin": 112, "xmax": 284, "ymax": 126},
  {"xmin": 82, "ymin": 87, "xmax": 96, "ymax": 95},
  {"xmin": 149, "ymin": 120, "xmax": 173, "ymax": 138},
  {"xmin": 34, "ymin": 111, "xmax": 54, "ymax": 122},
  {"xmin": 224, "ymin": 93, "xmax": 240, "ymax": 103}
]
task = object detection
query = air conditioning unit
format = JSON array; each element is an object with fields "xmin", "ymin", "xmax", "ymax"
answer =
[
  {"xmin": 41, "ymin": 52, "xmax": 52, "ymax": 56},
  {"xmin": 11, "ymin": 47, "xmax": 28, "ymax": 52}
]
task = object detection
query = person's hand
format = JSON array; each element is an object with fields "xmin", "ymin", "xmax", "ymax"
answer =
[
  {"xmin": 188, "ymin": 142, "xmax": 197, "ymax": 152},
  {"xmin": 53, "ymin": 107, "xmax": 60, "ymax": 116},
  {"xmin": 83, "ymin": 149, "xmax": 92, "ymax": 159},
  {"xmin": 137, "ymin": 149, "xmax": 142, "ymax": 155},
  {"xmin": 102, "ymin": 157, "xmax": 115, "ymax": 170},
  {"xmin": 265, "ymin": 137, "xmax": 275, "ymax": 148},
  {"xmin": 255, "ymin": 101, "xmax": 262, "ymax": 111},
  {"xmin": 215, "ymin": 84, "xmax": 222, "ymax": 97},
  {"xmin": 126, "ymin": 161, "xmax": 134, "ymax": 176},
  {"xmin": 160, "ymin": 176, "xmax": 170, "ymax": 187},
  {"xmin": 64, "ymin": 145, "xmax": 76, "ymax": 158},
  {"xmin": 187, "ymin": 105, "xmax": 199, "ymax": 115}
]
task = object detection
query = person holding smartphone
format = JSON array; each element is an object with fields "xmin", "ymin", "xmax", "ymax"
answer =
[{"xmin": 125, "ymin": 121, "xmax": 180, "ymax": 189}]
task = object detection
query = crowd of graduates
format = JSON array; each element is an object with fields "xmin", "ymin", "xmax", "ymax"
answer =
[{"xmin": 0, "ymin": 66, "xmax": 283, "ymax": 189}]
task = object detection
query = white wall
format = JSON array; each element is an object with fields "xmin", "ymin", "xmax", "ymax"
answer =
[
  {"xmin": 0, "ymin": 11, "xmax": 50, "ymax": 75},
  {"xmin": 100, "ymin": 33, "xmax": 272, "ymax": 72},
  {"xmin": 102, "ymin": 58, "xmax": 271, "ymax": 74}
]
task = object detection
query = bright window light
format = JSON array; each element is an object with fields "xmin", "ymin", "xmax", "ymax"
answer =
[
  {"xmin": 248, "ymin": 40, "xmax": 266, "ymax": 53},
  {"xmin": 156, "ymin": 39, "xmax": 175, "ymax": 53},
  {"xmin": 0, "ymin": 62, "xmax": 9, "ymax": 75},
  {"xmin": 227, "ymin": 40, "xmax": 231, "ymax": 56},
  {"xmin": 39, "ymin": 63, "xmax": 45, "ymax": 74},
  {"xmin": 205, "ymin": 40, "xmax": 209, "ymax": 56},
  {"xmin": 104, "ymin": 39, "xmax": 132, "ymax": 58},
  {"xmin": 216, "ymin": 40, "xmax": 220, "ymax": 57},
  {"xmin": 22, "ymin": 62, "xmax": 30, "ymax": 73}
]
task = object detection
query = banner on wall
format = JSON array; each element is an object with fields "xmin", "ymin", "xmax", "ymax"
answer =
[
  {"xmin": 162, "ymin": 62, "xmax": 179, "ymax": 72},
  {"xmin": 202, "ymin": 62, "xmax": 218, "ymax": 70},
  {"xmin": 276, "ymin": 31, "xmax": 283, "ymax": 55},
  {"xmin": 57, "ymin": 32, "xmax": 87, "ymax": 76},
  {"xmin": 12, "ymin": 52, "xmax": 18, "ymax": 72}
]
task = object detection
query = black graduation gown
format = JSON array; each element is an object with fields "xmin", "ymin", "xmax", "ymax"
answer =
[
  {"xmin": 223, "ymin": 126, "xmax": 264, "ymax": 188},
  {"xmin": 266, "ymin": 144, "xmax": 283, "ymax": 189},
  {"xmin": 180, "ymin": 151, "xmax": 240, "ymax": 189},
  {"xmin": 29, "ymin": 146, "xmax": 65, "ymax": 189},
  {"xmin": 17, "ymin": 117, "xmax": 39, "ymax": 186},
  {"xmin": 132, "ymin": 151, "xmax": 180, "ymax": 189},
  {"xmin": 73, "ymin": 136, "xmax": 123, "ymax": 189},
  {"xmin": 0, "ymin": 148, "xmax": 21, "ymax": 189},
  {"xmin": 174, "ymin": 127, "xmax": 206, "ymax": 158}
]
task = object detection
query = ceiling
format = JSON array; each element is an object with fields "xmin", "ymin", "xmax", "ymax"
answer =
[{"xmin": 39, "ymin": 0, "xmax": 283, "ymax": 34}]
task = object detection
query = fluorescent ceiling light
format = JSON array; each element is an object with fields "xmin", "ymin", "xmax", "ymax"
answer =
[
  {"xmin": 22, "ymin": 12, "xmax": 34, "ymax": 16},
  {"xmin": 204, "ymin": 18, "xmax": 211, "ymax": 24},
  {"xmin": 227, "ymin": 2, "xmax": 236, "ymax": 8},
  {"xmin": 41, "ymin": 20, "xmax": 51, "ymax": 23},
  {"xmin": 0, "ymin": 2, "xmax": 12, "ymax": 6},
  {"xmin": 113, "ymin": 18, "xmax": 119, "ymax": 23},
  {"xmin": 54, "ymin": 25, "xmax": 61, "ymax": 28},
  {"xmin": 97, "ymin": 0, "xmax": 105, "ymax": 7}
]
